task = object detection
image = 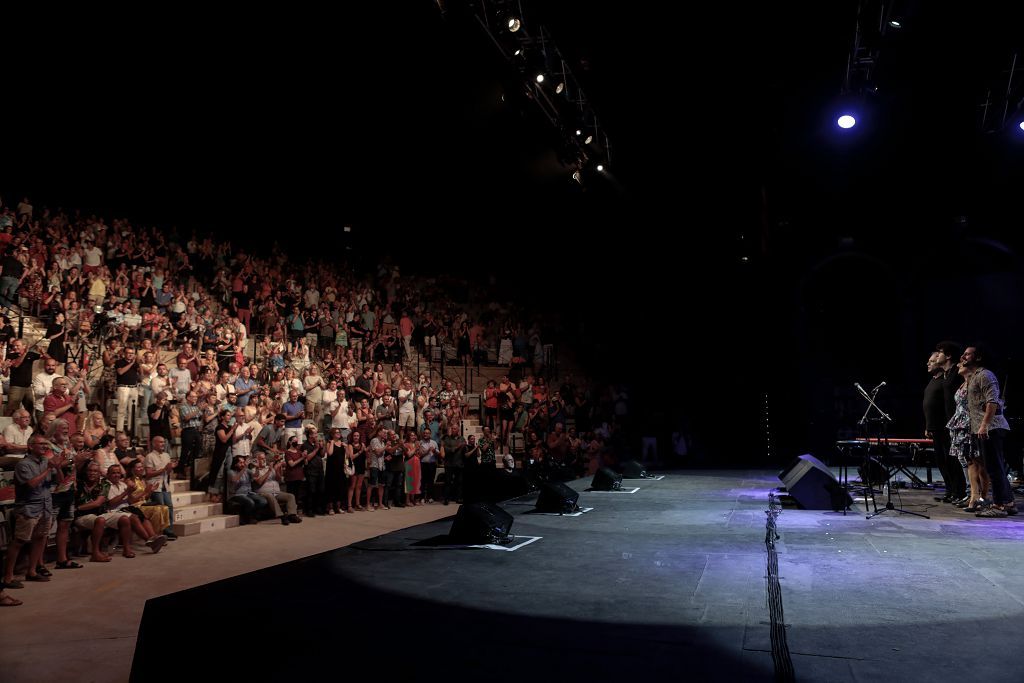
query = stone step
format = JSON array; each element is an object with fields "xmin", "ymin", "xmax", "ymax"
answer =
[
  {"xmin": 170, "ymin": 479, "xmax": 191, "ymax": 493},
  {"xmin": 462, "ymin": 418, "xmax": 479, "ymax": 427},
  {"xmin": 173, "ymin": 502, "xmax": 223, "ymax": 523},
  {"xmin": 172, "ymin": 514, "xmax": 240, "ymax": 537},
  {"xmin": 171, "ymin": 490, "xmax": 207, "ymax": 507}
]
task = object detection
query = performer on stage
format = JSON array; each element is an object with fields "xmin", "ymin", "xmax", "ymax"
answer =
[
  {"xmin": 926, "ymin": 341, "xmax": 965, "ymax": 503},
  {"xmin": 962, "ymin": 345, "xmax": 1016, "ymax": 517}
]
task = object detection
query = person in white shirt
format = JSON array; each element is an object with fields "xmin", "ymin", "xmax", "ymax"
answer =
[
  {"xmin": 168, "ymin": 357, "xmax": 192, "ymax": 401},
  {"xmin": 0, "ymin": 408, "xmax": 33, "ymax": 458},
  {"xmin": 103, "ymin": 464, "xmax": 166, "ymax": 555},
  {"xmin": 251, "ymin": 452, "xmax": 301, "ymax": 525},
  {"xmin": 143, "ymin": 436, "xmax": 178, "ymax": 539},
  {"xmin": 31, "ymin": 358, "xmax": 59, "ymax": 423}
]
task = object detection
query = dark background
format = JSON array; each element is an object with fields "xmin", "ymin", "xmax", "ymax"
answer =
[{"xmin": 1, "ymin": 2, "xmax": 1021, "ymax": 464}]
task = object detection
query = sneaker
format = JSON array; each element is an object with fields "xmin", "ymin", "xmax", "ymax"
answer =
[
  {"xmin": 146, "ymin": 535, "xmax": 167, "ymax": 554},
  {"xmin": 288, "ymin": 514, "xmax": 302, "ymax": 524},
  {"xmin": 163, "ymin": 530, "xmax": 178, "ymax": 541},
  {"xmin": 977, "ymin": 507, "xmax": 1008, "ymax": 518},
  {"xmin": 281, "ymin": 516, "xmax": 291, "ymax": 525}
]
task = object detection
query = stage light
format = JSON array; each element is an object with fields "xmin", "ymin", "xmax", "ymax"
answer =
[
  {"xmin": 596, "ymin": 164, "xmax": 604, "ymax": 172},
  {"xmin": 1019, "ymin": 120, "xmax": 1024, "ymax": 132},
  {"xmin": 505, "ymin": 15, "xmax": 521, "ymax": 32},
  {"xmin": 513, "ymin": 48, "xmax": 522, "ymax": 57},
  {"xmin": 584, "ymin": 132, "xmax": 593, "ymax": 144},
  {"xmin": 555, "ymin": 81, "xmax": 565, "ymax": 94},
  {"xmin": 837, "ymin": 114, "xmax": 857, "ymax": 129},
  {"xmin": 535, "ymin": 73, "xmax": 545, "ymax": 83},
  {"xmin": 888, "ymin": 20, "xmax": 901, "ymax": 28},
  {"xmin": 572, "ymin": 170, "xmax": 582, "ymax": 184},
  {"xmin": 575, "ymin": 129, "xmax": 582, "ymax": 136}
]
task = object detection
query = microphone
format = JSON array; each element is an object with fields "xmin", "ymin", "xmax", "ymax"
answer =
[{"xmin": 872, "ymin": 381, "xmax": 886, "ymax": 393}]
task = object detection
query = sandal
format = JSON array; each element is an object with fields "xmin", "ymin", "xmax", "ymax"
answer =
[
  {"xmin": 55, "ymin": 560, "xmax": 84, "ymax": 569},
  {"xmin": 0, "ymin": 594, "xmax": 23, "ymax": 607},
  {"xmin": 122, "ymin": 550, "xmax": 136, "ymax": 559},
  {"xmin": 35, "ymin": 565, "xmax": 53, "ymax": 577}
]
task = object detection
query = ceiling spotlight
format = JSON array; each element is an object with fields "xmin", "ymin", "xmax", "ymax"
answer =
[
  {"xmin": 555, "ymin": 82, "xmax": 565, "ymax": 94},
  {"xmin": 837, "ymin": 114, "xmax": 857, "ymax": 129},
  {"xmin": 535, "ymin": 73, "xmax": 545, "ymax": 83},
  {"xmin": 1019, "ymin": 120, "xmax": 1024, "ymax": 132},
  {"xmin": 575, "ymin": 129, "xmax": 582, "ymax": 136},
  {"xmin": 572, "ymin": 170, "xmax": 582, "ymax": 184},
  {"xmin": 513, "ymin": 48, "xmax": 522, "ymax": 57},
  {"xmin": 888, "ymin": 20, "xmax": 901, "ymax": 28},
  {"xmin": 506, "ymin": 16, "xmax": 521, "ymax": 32},
  {"xmin": 596, "ymin": 164, "xmax": 604, "ymax": 172},
  {"xmin": 584, "ymin": 133, "xmax": 593, "ymax": 144}
]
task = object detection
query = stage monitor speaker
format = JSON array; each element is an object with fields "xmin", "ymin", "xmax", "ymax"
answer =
[
  {"xmin": 536, "ymin": 481, "xmax": 580, "ymax": 513},
  {"xmin": 778, "ymin": 454, "xmax": 852, "ymax": 511},
  {"xmin": 858, "ymin": 457, "xmax": 888, "ymax": 487},
  {"xmin": 591, "ymin": 467, "xmax": 623, "ymax": 491},
  {"xmin": 620, "ymin": 460, "xmax": 647, "ymax": 479},
  {"xmin": 449, "ymin": 502, "xmax": 514, "ymax": 544}
]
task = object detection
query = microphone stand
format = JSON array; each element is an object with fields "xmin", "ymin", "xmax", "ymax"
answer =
[{"xmin": 855, "ymin": 384, "xmax": 929, "ymax": 520}]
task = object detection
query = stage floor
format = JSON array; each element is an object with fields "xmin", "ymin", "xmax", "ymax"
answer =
[{"xmin": 133, "ymin": 470, "xmax": 1024, "ymax": 682}]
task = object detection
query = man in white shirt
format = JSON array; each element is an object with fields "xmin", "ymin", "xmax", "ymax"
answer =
[
  {"xmin": 82, "ymin": 241, "xmax": 104, "ymax": 274},
  {"xmin": 31, "ymin": 358, "xmax": 59, "ymax": 424},
  {"xmin": 168, "ymin": 357, "xmax": 192, "ymax": 401},
  {"xmin": 143, "ymin": 435, "xmax": 177, "ymax": 539},
  {"xmin": 0, "ymin": 408, "xmax": 32, "ymax": 462},
  {"xmin": 148, "ymin": 362, "xmax": 168, "ymax": 399}
]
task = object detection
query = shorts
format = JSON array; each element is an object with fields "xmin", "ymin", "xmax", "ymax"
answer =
[
  {"xmin": 52, "ymin": 490, "xmax": 76, "ymax": 521},
  {"xmin": 500, "ymin": 407, "xmax": 515, "ymax": 421},
  {"xmin": 14, "ymin": 510, "xmax": 52, "ymax": 542},
  {"xmin": 75, "ymin": 511, "xmax": 128, "ymax": 529},
  {"xmin": 485, "ymin": 406, "xmax": 498, "ymax": 418},
  {"xmin": 368, "ymin": 468, "xmax": 385, "ymax": 486},
  {"xmin": 398, "ymin": 411, "xmax": 416, "ymax": 428}
]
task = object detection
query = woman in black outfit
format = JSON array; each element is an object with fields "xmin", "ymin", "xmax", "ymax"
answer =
[{"xmin": 324, "ymin": 428, "xmax": 348, "ymax": 514}]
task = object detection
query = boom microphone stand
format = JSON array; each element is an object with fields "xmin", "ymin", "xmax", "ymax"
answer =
[{"xmin": 855, "ymin": 382, "xmax": 929, "ymax": 519}]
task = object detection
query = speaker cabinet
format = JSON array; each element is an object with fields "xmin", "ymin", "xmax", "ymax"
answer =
[
  {"xmin": 620, "ymin": 460, "xmax": 647, "ymax": 478},
  {"xmin": 536, "ymin": 481, "xmax": 580, "ymax": 513},
  {"xmin": 778, "ymin": 454, "xmax": 852, "ymax": 511},
  {"xmin": 591, "ymin": 467, "xmax": 623, "ymax": 491},
  {"xmin": 449, "ymin": 502, "xmax": 514, "ymax": 544}
]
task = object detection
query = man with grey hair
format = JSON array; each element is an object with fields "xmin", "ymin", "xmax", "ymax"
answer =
[{"xmin": 143, "ymin": 435, "xmax": 178, "ymax": 539}]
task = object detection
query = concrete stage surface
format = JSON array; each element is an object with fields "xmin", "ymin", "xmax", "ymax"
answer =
[{"xmin": 129, "ymin": 469, "xmax": 1024, "ymax": 682}]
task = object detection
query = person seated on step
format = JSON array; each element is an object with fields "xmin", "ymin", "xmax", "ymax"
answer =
[
  {"xmin": 103, "ymin": 464, "xmax": 166, "ymax": 554},
  {"xmin": 252, "ymin": 451, "xmax": 301, "ymax": 525},
  {"xmin": 226, "ymin": 453, "xmax": 268, "ymax": 524},
  {"xmin": 74, "ymin": 461, "xmax": 132, "ymax": 561},
  {"xmin": 126, "ymin": 459, "xmax": 172, "ymax": 540}
]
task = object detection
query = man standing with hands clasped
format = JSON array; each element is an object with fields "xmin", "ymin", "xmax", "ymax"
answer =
[
  {"xmin": 2, "ymin": 434, "xmax": 62, "ymax": 591},
  {"xmin": 144, "ymin": 435, "xmax": 179, "ymax": 539},
  {"xmin": 924, "ymin": 342, "xmax": 966, "ymax": 504}
]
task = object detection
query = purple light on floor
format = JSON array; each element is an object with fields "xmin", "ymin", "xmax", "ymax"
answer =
[{"xmin": 837, "ymin": 114, "xmax": 857, "ymax": 129}]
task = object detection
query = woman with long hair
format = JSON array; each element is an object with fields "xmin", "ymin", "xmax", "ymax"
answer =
[{"xmin": 346, "ymin": 430, "xmax": 367, "ymax": 511}]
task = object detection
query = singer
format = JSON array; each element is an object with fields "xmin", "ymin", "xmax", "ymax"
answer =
[{"xmin": 924, "ymin": 342, "xmax": 965, "ymax": 504}]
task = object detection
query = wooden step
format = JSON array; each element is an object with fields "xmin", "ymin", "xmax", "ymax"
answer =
[
  {"xmin": 173, "ymin": 502, "xmax": 223, "ymax": 523},
  {"xmin": 172, "ymin": 514, "xmax": 240, "ymax": 537},
  {"xmin": 171, "ymin": 490, "xmax": 207, "ymax": 507}
]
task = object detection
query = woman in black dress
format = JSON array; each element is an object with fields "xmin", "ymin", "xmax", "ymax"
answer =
[
  {"xmin": 346, "ymin": 430, "xmax": 368, "ymax": 511},
  {"xmin": 46, "ymin": 311, "xmax": 68, "ymax": 365},
  {"xmin": 324, "ymin": 428, "xmax": 347, "ymax": 514}
]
